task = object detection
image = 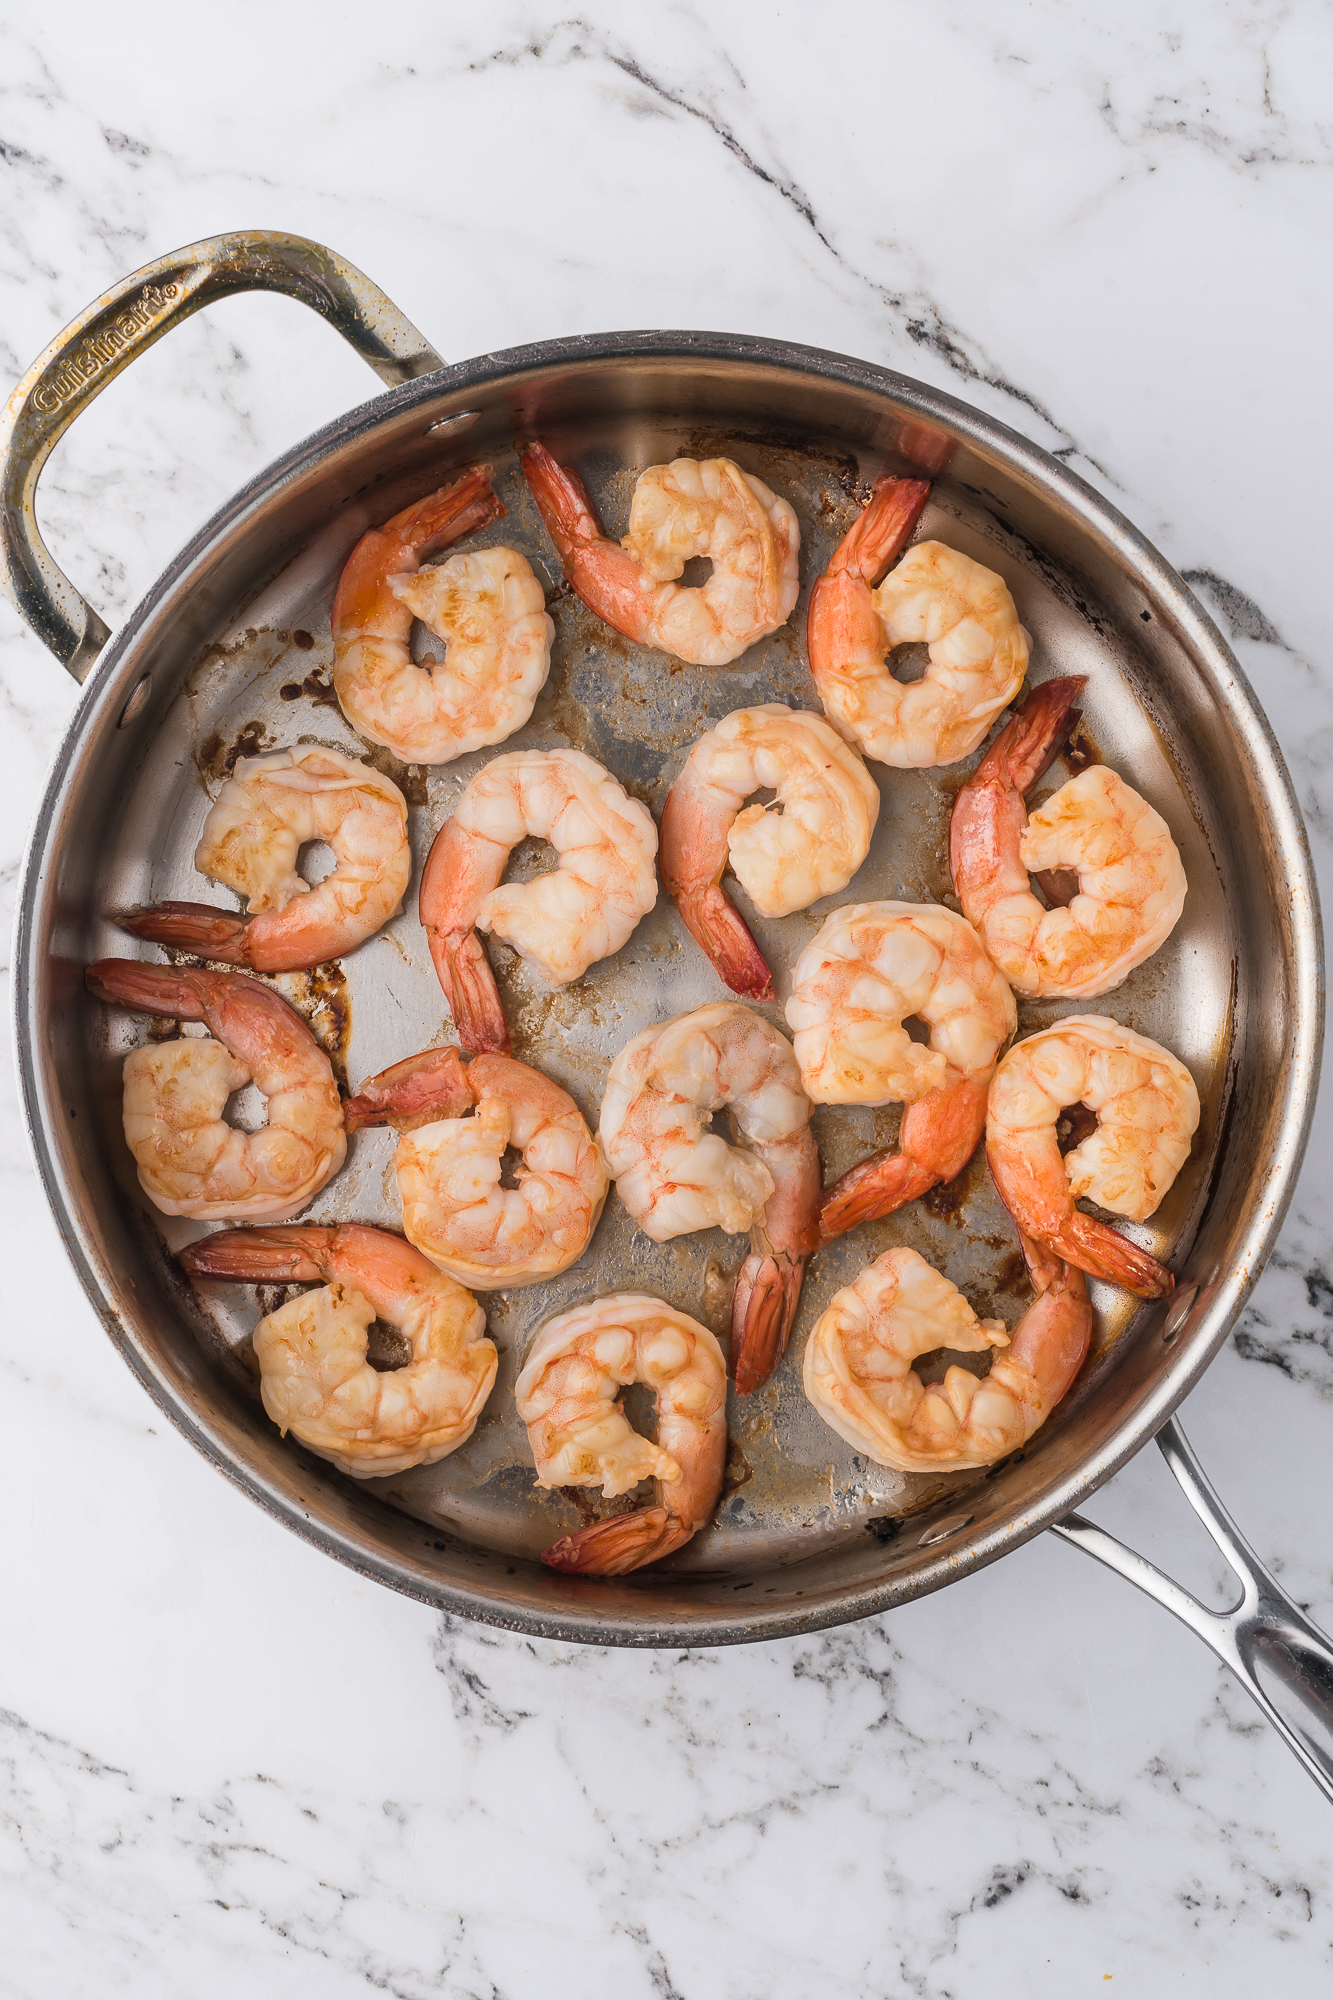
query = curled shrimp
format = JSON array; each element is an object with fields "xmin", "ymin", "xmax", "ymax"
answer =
[
  {"xmin": 786, "ymin": 903, "xmax": 1016, "ymax": 1242},
  {"xmin": 85, "ymin": 959, "xmax": 345, "ymax": 1221},
  {"xmin": 598, "ymin": 1002, "xmax": 820, "ymax": 1394},
  {"xmin": 804, "ymin": 1237, "xmax": 1090, "ymax": 1472},
  {"xmin": 809, "ymin": 476, "xmax": 1029, "ymax": 767},
  {"xmin": 116, "ymin": 747, "xmax": 411, "ymax": 972},
  {"xmin": 515, "ymin": 1293, "xmax": 727, "ymax": 1574},
  {"xmin": 987, "ymin": 1015, "xmax": 1200, "ymax": 1298},
  {"xmin": 951, "ymin": 677, "xmax": 1187, "ymax": 998},
  {"xmin": 332, "ymin": 469, "xmax": 557, "ymax": 764},
  {"xmin": 659, "ymin": 704, "xmax": 880, "ymax": 1000},
  {"xmin": 181, "ymin": 1223, "xmax": 496, "ymax": 1477},
  {"xmin": 420, "ymin": 747, "xmax": 659, "ymax": 1053},
  {"xmin": 519, "ymin": 442, "xmax": 800, "ymax": 666},
  {"xmin": 343, "ymin": 1045, "xmax": 608, "ymax": 1288}
]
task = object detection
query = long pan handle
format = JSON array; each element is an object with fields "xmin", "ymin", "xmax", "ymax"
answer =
[
  {"xmin": 1053, "ymin": 1416, "xmax": 1333, "ymax": 1805},
  {"xmin": 0, "ymin": 231, "xmax": 444, "ymax": 683}
]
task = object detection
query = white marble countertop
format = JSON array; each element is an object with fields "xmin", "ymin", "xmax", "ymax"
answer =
[{"xmin": 4, "ymin": 4, "xmax": 1333, "ymax": 1993}]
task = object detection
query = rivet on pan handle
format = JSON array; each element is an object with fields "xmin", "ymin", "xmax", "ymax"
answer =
[
  {"xmin": 0, "ymin": 230, "xmax": 444, "ymax": 683},
  {"xmin": 1053, "ymin": 1417, "xmax": 1333, "ymax": 1807}
]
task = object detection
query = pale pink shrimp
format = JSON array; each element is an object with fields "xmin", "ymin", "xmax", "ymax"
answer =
[
  {"xmin": 987, "ymin": 1015, "xmax": 1200, "ymax": 1298},
  {"xmin": 597, "ymin": 1002, "xmax": 820, "ymax": 1395},
  {"xmin": 659, "ymin": 704, "xmax": 880, "ymax": 1000},
  {"xmin": 181, "ymin": 1223, "xmax": 495, "ymax": 1477},
  {"xmin": 809, "ymin": 476, "xmax": 1029, "ymax": 767},
  {"xmin": 343, "ymin": 1045, "xmax": 608, "ymax": 1288},
  {"xmin": 515, "ymin": 1293, "xmax": 727, "ymax": 1574},
  {"xmin": 116, "ymin": 747, "xmax": 411, "ymax": 971},
  {"xmin": 950, "ymin": 677, "xmax": 1187, "ymax": 999},
  {"xmin": 519, "ymin": 442, "xmax": 800, "ymax": 666},
  {"xmin": 419, "ymin": 748, "xmax": 658, "ymax": 1054},
  {"xmin": 85, "ymin": 959, "xmax": 345, "ymax": 1220},
  {"xmin": 804, "ymin": 1235, "xmax": 1091, "ymax": 1471}
]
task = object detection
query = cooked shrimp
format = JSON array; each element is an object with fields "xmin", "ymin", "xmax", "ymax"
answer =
[
  {"xmin": 809, "ymin": 476, "xmax": 1029, "ymax": 767},
  {"xmin": 333, "ymin": 467, "xmax": 554, "ymax": 763},
  {"xmin": 803, "ymin": 1236, "xmax": 1091, "ymax": 1472},
  {"xmin": 181, "ymin": 1223, "xmax": 495, "ymax": 1477},
  {"xmin": 659, "ymin": 704, "xmax": 880, "ymax": 1000},
  {"xmin": 951, "ymin": 677, "xmax": 1187, "ymax": 998},
  {"xmin": 85, "ymin": 959, "xmax": 345, "ymax": 1221},
  {"xmin": 515, "ymin": 1293, "xmax": 726, "ymax": 1573},
  {"xmin": 787, "ymin": 902, "xmax": 1016, "ymax": 1241},
  {"xmin": 343, "ymin": 1045, "xmax": 608, "ymax": 1288},
  {"xmin": 520, "ymin": 442, "xmax": 800, "ymax": 666},
  {"xmin": 987, "ymin": 1015, "xmax": 1200, "ymax": 1298},
  {"xmin": 116, "ymin": 747, "xmax": 411, "ymax": 972},
  {"xmin": 420, "ymin": 747, "xmax": 659, "ymax": 1053},
  {"xmin": 598, "ymin": 1002, "xmax": 820, "ymax": 1394}
]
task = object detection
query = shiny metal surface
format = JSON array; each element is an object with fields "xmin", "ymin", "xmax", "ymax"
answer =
[{"xmin": 9, "ymin": 246, "xmax": 1324, "ymax": 1658}]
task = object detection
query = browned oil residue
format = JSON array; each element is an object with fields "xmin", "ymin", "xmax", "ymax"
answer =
[
  {"xmin": 722, "ymin": 1439, "xmax": 753, "ymax": 1498},
  {"xmin": 196, "ymin": 718, "xmax": 272, "ymax": 781},
  {"xmin": 366, "ymin": 1319, "xmax": 412, "ymax": 1370},
  {"xmin": 280, "ymin": 666, "xmax": 341, "ymax": 709},
  {"xmin": 702, "ymin": 1256, "xmax": 737, "ymax": 1339},
  {"xmin": 292, "ymin": 629, "xmax": 315, "ymax": 650},
  {"xmin": 1064, "ymin": 717, "xmax": 1103, "ymax": 776},
  {"xmin": 1057, "ymin": 1103, "xmax": 1099, "ymax": 1155},
  {"xmin": 921, "ymin": 1178, "xmax": 966, "ymax": 1224},
  {"xmin": 256, "ymin": 1282, "xmax": 302, "ymax": 1319},
  {"xmin": 286, "ymin": 963, "xmax": 352, "ymax": 1091},
  {"xmin": 363, "ymin": 744, "xmax": 429, "ymax": 808}
]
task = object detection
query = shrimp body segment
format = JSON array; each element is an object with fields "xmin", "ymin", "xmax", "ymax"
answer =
[
  {"xmin": 808, "ymin": 476, "xmax": 1028, "ymax": 768},
  {"xmin": 86, "ymin": 960, "xmax": 345, "ymax": 1221},
  {"xmin": 515, "ymin": 1294, "xmax": 727, "ymax": 1573},
  {"xmin": 660, "ymin": 704, "xmax": 880, "ymax": 999},
  {"xmin": 598, "ymin": 1002, "xmax": 820, "ymax": 1394},
  {"xmin": 951, "ymin": 678, "xmax": 1186, "ymax": 998},
  {"xmin": 804, "ymin": 1239, "xmax": 1091, "ymax": 1472},
  {"xmin": 117, "ymin": 747, "xmax": 411, "ymax": 972},
  {"xmin": 344, "ymin": 1046, "xmax": 608, "ymax": 1289},
  {"xmin": 787, "ymin": 903, "xmax": 1016, "ymax": 1241},
  {"xmin": 987, "ymin": 1015, "xmax": 1200, "ymax": 1298},
  {"xmin": 420, "ymin": 748, "xmax": 659, "ymax": 1053},
  {"xmin": 520, "ymin": 443, "xmax": 800, "ymax": 666},
  {"xmin": 181, "ymin": 1224, "xmax": 495, "ymax": 1478},
  {"xmin": 334, "ymin": 477, "xmax": 554, "ymax": 763}
]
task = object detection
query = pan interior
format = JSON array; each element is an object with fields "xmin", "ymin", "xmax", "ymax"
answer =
[{"xmin": 29, "ymin": 347, "xmax": 1298, "ymax": 1643}]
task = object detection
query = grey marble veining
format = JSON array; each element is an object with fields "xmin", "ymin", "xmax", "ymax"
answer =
[{"xmin": 3, "ymin": 3, "xmax": 1333, "ymax": 1993}]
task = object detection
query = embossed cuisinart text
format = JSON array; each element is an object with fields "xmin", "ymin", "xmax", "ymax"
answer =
[{"xmin": 33, "ymin": 283, "xmax": 180, "ymax": 413}]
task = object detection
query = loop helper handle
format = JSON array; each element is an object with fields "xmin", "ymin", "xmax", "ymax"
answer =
[
  {"xmin": 0, "ymin": 230, "xmax": 444, "ymax": 682},
  {"xmin": 1055, "ymin": 1416, "xmax": 1333, "ymax": 1806}
]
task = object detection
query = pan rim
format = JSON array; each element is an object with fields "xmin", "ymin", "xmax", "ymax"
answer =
[{"xmin": 14, "ymin": 328, "xmax": 1325, "ymax": 1646}]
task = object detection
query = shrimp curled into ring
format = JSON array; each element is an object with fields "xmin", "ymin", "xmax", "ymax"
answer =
[
  {"xmin": 598, "ymin": 1002, "xmax": 820, "ymax": 1395},
  {"xmin": 520, "ymin": 443, "xmax": 800, "ymax": 666},
  {"xmin": 420, "ymin": 748, "xmax": 659, "ymax": 1054},
  {"xmin": 950, "ymin": 676, "xmax": 1187, "ymax": 998},
  {"xmin": 332, "ymin": 468, "xmax": 557, "ymax": 765},
  {"xmin": 343, "ymin": 1045, "xmax": 608, "ymax": 1289},
  {"xmin": 659, "ymin": 703, "xmax": 880, "ymax": 1000},
  {"xmin": 784, "ymin": 903, "xmax": 1016, "ymax": 1242},
  {"xmin": 85, "ymin": 959, "xmax": 346, "ymax": 1221},
  {"xmin": 809, "ymin": 476, "xmax": 1029, "ymax": 767},
  {"xmin": 986, "ymin": 1015, "xmax": 1200, "ymax": 1299},
  {"xmin": 116, "ymin": 747, "xmax": 411, "ymax": 972},
  {"xmin": 804, "ymin": 1239, "xmax": 1091, "ymax": 1472},
  {"xmin": 181, "ymin": 1224, "xmax": 496, "ymax": 1477},
  {"xmin": 515, "ymin": 1293, "xmax": 727, "ymax": 1574}
]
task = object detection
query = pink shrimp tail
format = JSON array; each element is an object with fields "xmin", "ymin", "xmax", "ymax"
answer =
[
  {"xmin": 518, "ymin": 439, "xmax": 653, "ymax": 645},
  {"xmin": 85, "ymin": 957, "xmax": 214, "ymax": 1018},
  {"xmin": 540, "ymin": 1505, "xmax": 691, "ymax": 1576},
  {"xmin": 969, "ymin": 675, "xmax": 1086, "ymax": 792},
  {"xmin": 112, "ymin": 901, "xmax": 254, "ymax": 964},
  {"xmin": 819, "ymin": 1075, "xmax": 989, "ymax": 1244},
  {"xmin": 828, "ymin": 475, "xmax": 932, "ymax": 584},
  {"xmin": 344, "ymin": 1046, "xmax": 475, "ymax": 1132},
  {"xmin": 675, "ymin": 886, "xmax": 773, "ymax": 1000},
  {"xmin": 731, "ymin": 1248, "xmax": 807, "ymax": 1395},
  {"xmin": 384, "ymin": 465, "xmax": 505, "ymax": 549},
  {"xmin": 1010, "ymin": 1231, "xmax": 1093, "ymax": 1406},
  {"xmin": 419, "ymin": 818, "xmax": 510, "ymax": 1055},
  {"xmin": 517, "ymin": 442, "xmax": 602, "ymax": 557},
  {"xmin": 180, "ymin": 1226, "xmax": 337, "ymax": 1282},
  {"xmin": 987, "ymin": 1146, "xmax": 1176, "ymax": 1300}
]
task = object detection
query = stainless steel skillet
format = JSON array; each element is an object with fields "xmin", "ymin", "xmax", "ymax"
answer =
[{"xmin": 5, "ymin": 232, "xmax": 1331, "ymax": 1796}]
